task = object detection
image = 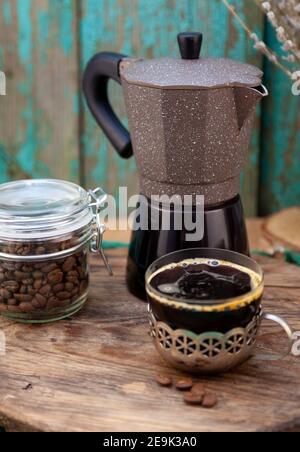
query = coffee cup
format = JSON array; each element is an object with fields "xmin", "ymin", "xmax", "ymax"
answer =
[{"xmin": 146, "ymin": 248, "xmax": 293, "ymax": 374}]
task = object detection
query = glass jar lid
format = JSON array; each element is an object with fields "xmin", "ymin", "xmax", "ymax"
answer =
[{"xmin": 0, "ymin": 179, "xmax": 95, "ymax": 240}]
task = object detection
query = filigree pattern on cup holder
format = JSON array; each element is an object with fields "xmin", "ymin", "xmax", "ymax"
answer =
[{"xmin": 148, "ymin": 307, "xmax": 262, "ymax": 373}]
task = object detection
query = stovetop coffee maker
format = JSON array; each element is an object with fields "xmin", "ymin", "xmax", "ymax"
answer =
[{"xmin": 83, "ymin": 32, "xmax": 268, "ymax": 300}]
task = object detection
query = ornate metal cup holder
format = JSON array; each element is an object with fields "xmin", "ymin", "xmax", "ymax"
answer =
[{"xmin": 148, "ymin": 307, "xmax": 262, "ymax": 374}]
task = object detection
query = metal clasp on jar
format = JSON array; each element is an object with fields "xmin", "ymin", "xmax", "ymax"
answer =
[{"xmin": 88, "ymin": 188, "xmax": 113, "ymax": 276}]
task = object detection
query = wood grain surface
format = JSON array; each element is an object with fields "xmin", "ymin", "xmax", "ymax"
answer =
[
  {"xmin": 263, "ymin": 208, "xmax": 300, "ymax": 251},
  {"xmin": 0, "ymin": 246, "xmax": 299, "ymax": 432}
]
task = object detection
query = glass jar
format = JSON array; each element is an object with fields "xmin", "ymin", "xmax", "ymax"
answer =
[{"xmin": 0, "ymin": 179, "xmax": 111, "ymax": 323}]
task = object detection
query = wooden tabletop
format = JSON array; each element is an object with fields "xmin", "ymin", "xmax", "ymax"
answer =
[{"xmin": 0, "ymin": 233, "xmax": 300, "ymax": 432}]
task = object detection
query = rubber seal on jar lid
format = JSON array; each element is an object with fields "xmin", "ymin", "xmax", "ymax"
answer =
[{"xmin": 0, "ymin": 179, "xmax": 95, "ymax": 240}]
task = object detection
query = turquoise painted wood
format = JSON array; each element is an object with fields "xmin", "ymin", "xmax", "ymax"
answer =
[
  {"xmin": 0, "ymin": 0, "xmax": 80, "ymax": 183},
  {"xmin": 259, "ymin": 22, "xmax": 300, "ymax": 216},
  {"xmin": 0, "ymin": 0, "xmax": 299, "ymax": 216}
]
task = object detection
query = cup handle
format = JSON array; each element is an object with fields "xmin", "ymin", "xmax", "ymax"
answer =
[{"xmin": 253, "ymin": 312, "xmax": 294, "ymax": 361}]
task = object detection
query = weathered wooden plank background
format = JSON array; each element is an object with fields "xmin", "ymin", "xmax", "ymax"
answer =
[
  {"xmin": 0, "ymin": 0, "xmax": 80, "ymax": 182},
  {"xmin": 259, "ymin": 22, "xmax": 300, "ymax": 214},
  {"xmin": 0, "ymin": 0, "xmax": 299, "ymax": 216}
]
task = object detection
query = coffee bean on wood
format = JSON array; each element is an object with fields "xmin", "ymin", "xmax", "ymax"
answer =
[
  {"xmin": 155, "ymin": 374, "xmax": 219, "ymax": 409},
  {"xmin": 183, "ymin": 391, "xmax": 204, "ymax": 406},
  {"xmin": 202, "ymin": 391, "xmax": 218, "ymax": 408},
  {"xmin": 155, "ymin": 374, "xmax": 173, "ymax": 387},
  {"xmin": 0, "ymin": 238, "xmax": 89, "ymax": 316},
  {"xmin": 191, "ymin": 383, "xmax": 206, "ymax": 395},
  {"xmin": 175, "ymin": 378, "xmax": 193, "ymax": 391}
]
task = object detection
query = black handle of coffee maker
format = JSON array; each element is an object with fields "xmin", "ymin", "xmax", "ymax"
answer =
[{"xmin": 83, "ymin": 52, "xmax": 133, "ymax": 159}]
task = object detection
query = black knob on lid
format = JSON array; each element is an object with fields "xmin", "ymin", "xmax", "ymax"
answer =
[{"xmin": 177, "ymin": 32, "xmax": 203, "ymax": 60}]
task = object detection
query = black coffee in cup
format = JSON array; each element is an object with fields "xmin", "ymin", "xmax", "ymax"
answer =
[
  {"xmin": 149, "ymin": 259, "xmax": 259, "ymax": 303},
  {"xmin": 147, "ymin": 257, "xmax": 263, "ymax": 334}
]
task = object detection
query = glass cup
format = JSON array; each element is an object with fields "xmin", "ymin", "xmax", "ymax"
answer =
[{"xmin": 146, "ymin": 248, "xmax": 293, "ymax": 374}]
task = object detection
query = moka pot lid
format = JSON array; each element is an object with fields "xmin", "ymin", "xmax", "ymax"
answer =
[{"xmin": 121, "ymin": 32, "xmax": 263, "ymax": 90}]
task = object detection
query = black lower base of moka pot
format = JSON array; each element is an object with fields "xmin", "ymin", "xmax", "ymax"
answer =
[{"xmin": 126, "ymin": 195, "xmax": 249, "ymax": 301}]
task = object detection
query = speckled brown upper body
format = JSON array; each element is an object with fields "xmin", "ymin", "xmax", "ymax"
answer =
[{"xmin": 120, "ymin": 34, "xmax": 267, "ymax": 205}]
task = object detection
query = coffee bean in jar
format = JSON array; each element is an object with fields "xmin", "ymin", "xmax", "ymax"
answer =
[{"xmin": 0, "ymin": 179, "xmax": 111, "ymax": 323}]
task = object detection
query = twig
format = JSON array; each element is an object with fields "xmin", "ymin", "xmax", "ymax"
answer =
[
  {"xmin": 221, "ymin": 0, "xmax": 297, "ymax": 79},
  {"xmin": 255, "ymin": 0, "xmax": 300, "ymax": 66}
]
